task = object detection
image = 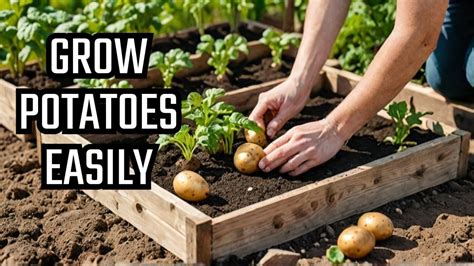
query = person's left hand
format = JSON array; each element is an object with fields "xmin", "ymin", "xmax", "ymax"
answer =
[{"xmin": 258, "ymin": 119, "xmax": 345, "ymax": 176}]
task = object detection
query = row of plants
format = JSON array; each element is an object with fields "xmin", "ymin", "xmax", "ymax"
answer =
[{"xmin": 75, "ymin": 29, "xmax": 300, "ymax": 89}]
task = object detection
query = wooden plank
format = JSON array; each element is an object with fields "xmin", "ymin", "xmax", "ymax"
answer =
[
  {"xmin": 39, "ymin": 132, "xmax": 212, "ymax": 263},
  {"xmin": 211, "ymin": 134, "xmax": 460, "ymax": 258},
  {"xmin": 0, "ymin": 79, "xmax": 35, "ymax": 141},
  {"xmin": 322, "ymin": 66, "xmax": 474, "ymax": 135},
  {"xmin": 186, "ymin": 217, "xmax": 212, "ymax": 265},
  {"xmin": 452, "ymin": 129, "xmax": 471, "ymax": 178}
]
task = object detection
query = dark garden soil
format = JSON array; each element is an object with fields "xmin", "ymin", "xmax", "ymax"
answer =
[
  {"xmin": 0, "ymin": 127, "xmax": 178, "ymax": 264},
  {"xmin": 1, "ymin": 64, "xmax": 74, "ymax": 89},
  {"xmin": 173, "ymin": 56, "xmax": 293, "ymax": 96},
  {"xmin": 151, "ymin": 22, "xmax": 265, "ymax": 54},
  {"xmin": 1, "ymin": 127, "xmax": 473, "ymax": 264},
  {"xmin": 148, "ymin": 91, "xmax": 439, "ymax": 218}
]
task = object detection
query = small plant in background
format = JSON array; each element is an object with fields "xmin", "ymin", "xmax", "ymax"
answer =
[
  {"xmin": 326, "ymin": 246, "xmax": 345, "ymax": 265},
  {"xmin": 75, "ymin": 79, "xmax": 133, "ymax": 88},
  {"xmin": 148, "ymin": 48, "xmax": 193, "ymax": 88},
  {"xmin": 157, "ymin": 125, "xmax": 203, "ymax": 162},
  {"xmin": 184, "ymin": 0, "xmax": 210, "ymax": 35},
  {"xmin": 384, "ymin": 98, "xmax": 433, "ymax": 152},
  {"xmin": 219, "ymin": 0, "xmax": 253, "ymax": 33},
  {"xmin": 197, "ymin": 34, "xmax": 248, "ymax": 81},
  {"xmin": 260, "ymin": 28, "xmax": 301, "ymax": 68}
]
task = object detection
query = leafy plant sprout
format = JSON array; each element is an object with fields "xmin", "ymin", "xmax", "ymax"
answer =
[
  {"xmin": 260, "ymin": 28, "xmax": 301, "ymax": 68},
  {"xmin": 184, "ymin": 0, "xmax": 210, "ymax": 35},
  {"xmin": 197, "ymin": 34, "xmax": 248, "ymax": 81},
  {"xmin": 0, "ymin": 1, "xmax": 68, "ymax": 77},
  {"xmin": 74, "ymin": 79, "xmax": 133, "ymax": 89},
  {"xmin": 149, "ymin": 48, "xmax": 193, "ymax": 88},
  {"xmin": 157, "ymin": 125, "xmax": 203, "ymax": 162},
  {"xmin": 219, "ymin": 0, "xmax": 253, "ymax": 33},
  {"xmin": 326, "ymin": 246, "xmax": 345, "ymax": 265},
  {"xmin": 384, "ymin": 97, "xmax": 433, "ymax": 152}
]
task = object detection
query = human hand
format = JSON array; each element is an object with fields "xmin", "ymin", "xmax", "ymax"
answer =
[
  {"xmin": 258, "ymin": 118, "xmax": 345, "ymax": 176},
  {"xmin": 249, "ymin": 77, "xmax": 311, "ymax": 138}
]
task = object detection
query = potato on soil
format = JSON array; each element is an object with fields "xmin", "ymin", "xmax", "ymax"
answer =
[
  {"xmin": 357, "ymin": 212, "xmax": 394, "ymax": 241},
  {"xmin": 244, "ymin": 128, "xmax": 268, "ymax": 147},
  {"xmin": 337, "ymin": 226, "xmax": 375, "ymax": 259},
  {"xmin": 234, "ymin": 143, "xmax": 265, "ymax": 174},
  {"xmin": 173, "ymin": 171, "xmax": 209, "ymax": 202}
]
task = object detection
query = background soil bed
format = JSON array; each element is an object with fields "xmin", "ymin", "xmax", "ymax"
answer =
[
  {"xmin": 151, "ymin": 23, "xmax": 265, "ymax": 54},
  {"xmin": 170, "ymin": 56, "xmax": 293, "ymax": 97},
  {"xmin": 148, "ymin": 91, "xmax": 439, "ymax": 217},
  {"xmin": 1, "ymin": 64, "xmax": 74, "ymax": 89}
]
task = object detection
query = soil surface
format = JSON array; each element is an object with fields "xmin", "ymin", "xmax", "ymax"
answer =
[
  {"xmin": 1, "ymin": 64, "xmax": 74, "ymax": 89},
  {"xmin": 173, "ymin": 57, "xmax": 293, "ymax": 96},
  {"xmin": 0, "ymin": 127, "xmax": 177, "ymax": 264},
  {"xmin": 151, "ymin": 22, "xmax": 265, "ymax": 54},
  {"xmin": 149, "ymin": 91, "xmax": 438, "ymax": 218},
  {"xmin": 0, "ymin": 129, "xmax": 473, "ymax": 264}
]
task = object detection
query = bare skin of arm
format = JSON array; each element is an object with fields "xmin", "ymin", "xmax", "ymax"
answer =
[{"xmin": 252, "ymin": 0, "xmax": 448, "ymax": 176}]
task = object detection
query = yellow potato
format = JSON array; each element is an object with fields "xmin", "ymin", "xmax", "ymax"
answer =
[
  {"xmin": 337, "ymin": 226, "xmax": 375, "ymax": 259},
  {"xmin": 358, "ymin": 212, "xmax": 394, "ymax": 241},
  {"xmin": 234, "ymin": 143, "xmax": 265, "ymax": 174},
  {"xmin": 173, "ymin": 171, "xmax": 209, "ymax": 202},
  {"xmin": 244, "ymin": 128, "xmax": 268, "ymax": 147}
]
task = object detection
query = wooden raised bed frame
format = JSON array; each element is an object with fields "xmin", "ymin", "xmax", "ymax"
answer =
[{"xmin": 37, "ymin": 68, "xmax": 470, "ymax": 264}]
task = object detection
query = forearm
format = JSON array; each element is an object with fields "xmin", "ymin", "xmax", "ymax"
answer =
[
  {"xmin": 327, "ymin": 0, "xmax": 448, "ymax": 140},
  {"xmin": 290, "ymin": 0, "xmax": 350, "ymax": 90}
]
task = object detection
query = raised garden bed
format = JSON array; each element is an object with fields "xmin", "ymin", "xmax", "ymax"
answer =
[{"xmin": 37, "ymin": 70, "xmax": 470, "ymax": 264}]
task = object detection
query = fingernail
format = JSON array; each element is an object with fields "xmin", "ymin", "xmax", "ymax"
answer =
[
  {"xmin": 259, "ymin": 161, "xmax": 265, "ymax": 169},
  {"xmin": 267, "ymin": 129, "xmax": 274, "ymax": 138}
]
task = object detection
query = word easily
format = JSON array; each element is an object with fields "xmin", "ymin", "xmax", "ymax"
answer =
[
  {"xmin": 46, "ymin": 33, "xmax": 152, "ymax": 78},
  {"xmin": 42, "ymin": 144, "xmax": 157, "ymax": 189},
  {"xmin": 17, "ymin": 89, "xmax": 181, "ymax": 134}
]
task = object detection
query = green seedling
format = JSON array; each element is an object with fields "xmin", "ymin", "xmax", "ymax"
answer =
[
  {"xmin": 326, "ymin": 246, "xmax": 345, "ymax": 265},
  {"xmin": 197, "ymin": 34, "xmax": 248, "ymax": 81},
  {"xmin": 0, "ymin": 1, "xmax": 66, "ymax": 76},
  {"xmin": 219, "ymin": 0, "xmax": 253, "ymax": 33},
  {"xmin": 75, "ymin": 79, "xmax": 133, "ymax": 89},
  {"xmin": 213, "ymin": 112, "xmax": 261, "ymax": 154},
  {"xmin": 184, "ymin": 0, "xmax": 210, "ymax": 35},
  {"xmin": 149, "ymin": 48, "xmax": 193, "ymax": 88},
  {"xmin": 156, "ymin": 125, "xmax": 205, "ymax": 161},
  {"xmin": 384, "ymin": 97, "xmax": 433, "ymax": 152},
  {"xmin": 260, "ymin": 28, "xmax": 301, "ymax": 68},
  {"xmin": 182, "ymin": 88, "xmax": 234, "ymax": 126}
]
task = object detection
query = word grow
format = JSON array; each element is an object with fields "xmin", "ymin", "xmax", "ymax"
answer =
[
  {"xmin": 46, "ymin": 33, "xmax": 152, "ymax": 79},
  {"xmin": 17, "ymin": 89, "xmax": 181, "ymax": 134},
  {"xmin": 42, "ymin": 144, "xmax": 157, "ymax": 189}
]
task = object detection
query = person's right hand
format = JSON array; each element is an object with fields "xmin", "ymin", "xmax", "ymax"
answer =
[{"xmin": 249, "ymin": 77, "xmax": 311, "ymax": 138}]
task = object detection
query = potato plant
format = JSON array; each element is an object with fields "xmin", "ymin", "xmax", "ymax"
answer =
[
  {"xmin": 326, "ymin": 246, "xmax": 345, "ymax": 265},
  {"xmin": 260, "ymin": 28, "xmax": 301, "ymax": 68},
  {"xmin": 148, "ymin": 48, "xmax": 193, "ymax": 88},
  {"xmin": 0, "ymin": 1, "xmax": 69, "ymax": 77},
  {"xmin": 197, "ymin": 34, "xmax": 248, "ymax": 81},
  {"xmin": 384, "ymin": 98, "xmax": 432, "ymax": 152},
  {"xmin": 183, "ymin": 0, "xmax": 210, "ymax": 35},
  {"xmin": 219, "ymin": 0, "xmax": 253, "ymax": 33},
  {"xmin": 74, "ymin": 79, "xmax": 133, "ymax": 89},
  {"xmin": 56, "ymin": 0, "xmax": 173, "ymax": 34}
]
